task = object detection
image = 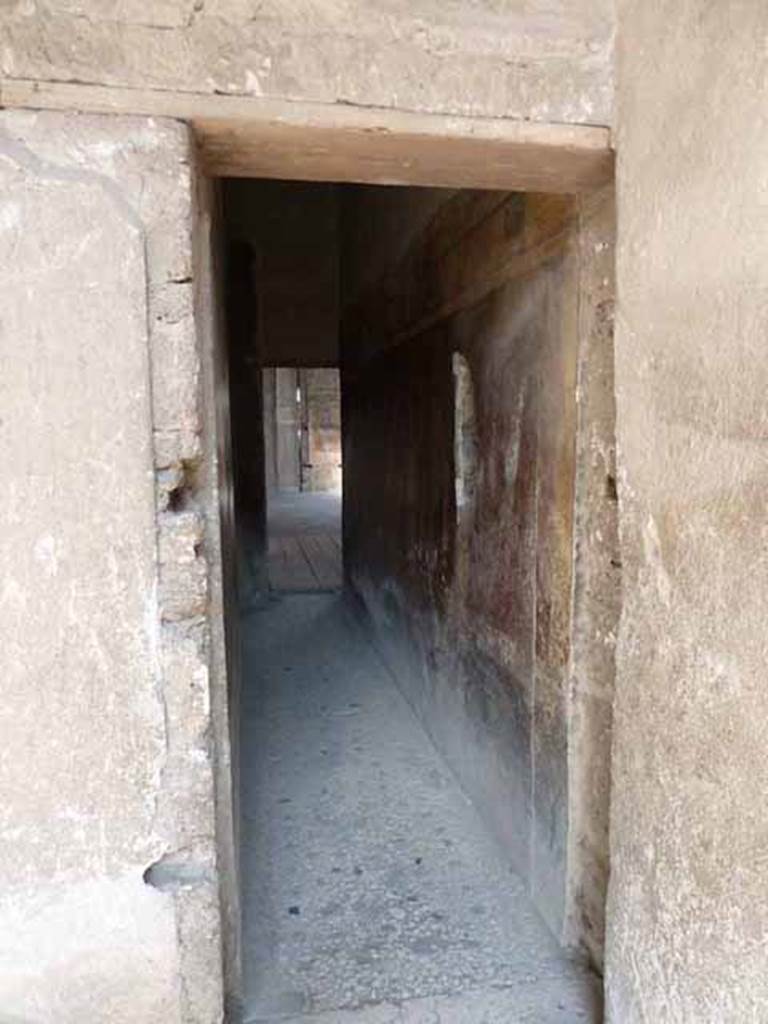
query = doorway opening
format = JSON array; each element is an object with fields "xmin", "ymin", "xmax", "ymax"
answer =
[
  {"xmin": 263, "ymin": 367, "xmax": 343, "ymax": 594},
  {"xmin": 219, "ymin": 176, "xmax": 617, "ymax": 1023}
]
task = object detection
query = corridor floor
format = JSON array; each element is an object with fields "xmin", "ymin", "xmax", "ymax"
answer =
[
  {"xmin": 240, "ymin": 593, "xmax": 599, "ymax": 1023},
  {"xmin": 266, "ymin": 491, "xmax": 342, "ymax": 592}
]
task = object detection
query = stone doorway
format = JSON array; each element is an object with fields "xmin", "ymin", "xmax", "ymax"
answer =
[{"xmin": 218, "ymin": 175, "xmax": 618, "ymax": 1021}]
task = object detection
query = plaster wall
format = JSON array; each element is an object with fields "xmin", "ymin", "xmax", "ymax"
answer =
[
  {"xmin": 606, "ymin": 2, "xmax": 768, "ymax": 1020},
  {"xmin": 195, "ymin": 175, "xmax": 243, "ymax": 1019},
  {"xmin": 0, "ymin": 1, "xmax": 614, "ymax": 126},
  {"xmin": 341, "ymin": 185, "xmax": 618, "ymax": 960},
  {"xmin": 0, "ymin": 111, "xmax": 227, "ymax": 1021},
  {"xmin": 565, "ymin": 185, "xmax": 619, "ymax": 967}
]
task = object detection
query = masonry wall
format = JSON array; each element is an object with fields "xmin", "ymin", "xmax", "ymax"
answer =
[
  {"xmin": 0, "ymin": 2, "xmax": 613, "ymax": 126},
  {"xmin": 606, "ymin": 2, "xmax": 768, "ymax": 1019},
  {"xmin": 341, "ymin": 186, "xmax": 618, "ymax": 961},
  {"xmin": 196, "ymin": 175, "xmax": 243, "ymax": 1018},
  {"xmin": 0, "ymin": 111, "xmax": 228, "ymax": 1021}
]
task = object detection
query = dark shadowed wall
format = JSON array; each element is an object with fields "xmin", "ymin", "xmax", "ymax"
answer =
[
  {"xmin": 341, "ymin": 185, "xmax": 618, "ymax": 964},
  {"xmin": 223, "ymin": 180, "xmax": 339, "ymax": 367}
]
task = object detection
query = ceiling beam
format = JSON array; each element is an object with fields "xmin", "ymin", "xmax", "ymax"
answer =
[{"xmin": 1, "ymin": 79, "xmax": 613, "ymax": 193}]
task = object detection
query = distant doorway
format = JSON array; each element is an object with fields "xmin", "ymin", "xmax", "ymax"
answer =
[
  {"xmin": 262, "ymin": 367, "xmax": 342, "ymax": 495},
  {"xmin": 262, "ymin": 367, "xmax": 342, "ymax": 593}
]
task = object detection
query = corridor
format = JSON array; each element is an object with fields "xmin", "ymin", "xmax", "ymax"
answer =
[
  {"xmin": 240, "ymin": 591, "xmax": 599, "ymax": 1023},
  {"xmin": 227, "ymin": 179, "xmax": 617, "ymax": 1022}
]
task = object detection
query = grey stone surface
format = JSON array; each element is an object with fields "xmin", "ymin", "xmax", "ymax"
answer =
[
  {"xmin": 271, "ymin": 977, "xmax": 599, "ymax": 1024},
  {"xmin": 267, "ymin": 491, "xmax": 342, "ymax": 539},
  {"xmin": 239, "ymin": 591, "xmax": 598, "ymax": 1022},
  {"xmin": 606, "ymin": 2, "xmax": 768, "ymax": 1021},
  {"xmin": 563, "ymin": 184, "xmax": 619, "ymax": 969},
  {"xmin": 195, "ymin": 169, "xmax": 244, "ymax": 1017},
  {"xmin": 0, "ymin": 1, "xmax": 614, "ymax": 126},
  {"xmin": 0, "ymin": 110, "xmax": 225, "ymax": 1021}
]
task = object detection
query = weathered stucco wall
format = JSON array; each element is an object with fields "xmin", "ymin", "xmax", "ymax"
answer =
[
  {"xmin": 565, "ymin": 185, "xmax": 619, "ymax": 968},
  {"xmin": 606, "ymin": 3, "xmax": 768, "ymax": 1020},
  {"xmin": 0, "ymin": 1, "xmax": 614, "ymax": 125},
  {"xmin": 341, "ymin": 185, "xmax": 618, "ymax": 961},
  {"xmin": 0, "ymin": 111, "xmax": 228, "ymax": 1021},
  {"xmin": 195, "ymin": 174, "xmax": 243, "ymax": 1018}
]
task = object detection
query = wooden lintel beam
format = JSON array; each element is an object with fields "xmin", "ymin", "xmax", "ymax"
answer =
[{"xmin": 0, "ymin": 79, "xmax": 614, "ymax": 193}]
